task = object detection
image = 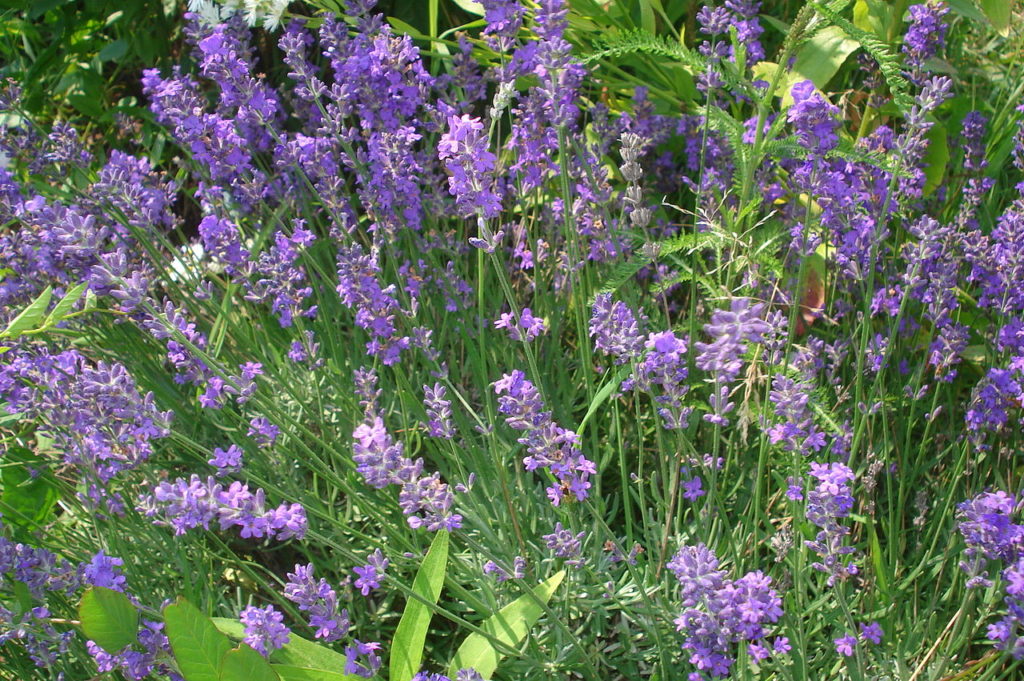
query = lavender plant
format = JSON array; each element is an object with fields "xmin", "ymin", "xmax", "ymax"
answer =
[{"xmin": 0, "ymin": 0, "xmax": 1023, "ymax": 680}]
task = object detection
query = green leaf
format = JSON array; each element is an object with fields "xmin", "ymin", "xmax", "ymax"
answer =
[
  {"xmin": 43, "ymin": 282, "xmax": 87, "ymax": 328},
  {"xmin": 449, "ymin": 570, "xmax": 565, "ymax": 679},
  {"xmin": 390, "ymin": 530, "xmax": 450, "ymax": 681},
  {"xmin": 2, "ymin": 286, "xmax": 52, "ymax": 338},
  {"xmin": 271, "ymin": 666, "xmax": 355, "ymax": 681},
  {"xmin": 98, "ymin": 39, "xmax": 128, "ymax": 61},
  {"xmin": 449, "ymin": 0, "xmax": 483, "ymax": 16},
  {"xmin": 220, "ymin": 643, "xmax": 281, "ymax": 681},
  {"xmin": 979, "ymin": 0, "xmax": 1011, "ymax": 34},
  {"xmin": 921, "ymin": 123, "xmax": 949, "ymax": 197},
  {"xmin": 212, "ymin": 619, "xmax": 362, "ymax": 680},
  {"xmin": 0, "ymin": 446, "xmax": 59, "ymax": 530},
  {"xmin": 791, "ymin": 25, "xmax": 861, "ymax": 90},
  {"xmin": 12, "ymin": 580, "xmax": 35, "ymax": 615},
  {"xmin": 164, "ymin": 598, "xmax": 234, "ymax": 681},
  {"xmin": 946, "ymin": 0, "xmax": 987, "ymax": 23},
  {"xmin": 853, "ymin": 0, "xmax": 888, "ymax": 35},
  {"xmin": 78, "ymin": 586, "xmax": 139, "ymax": 653}
]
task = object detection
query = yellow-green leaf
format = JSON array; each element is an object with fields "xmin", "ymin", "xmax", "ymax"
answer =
[
  {"xmin": 2, "ymin": 286, "xmax": 52, "ymax": 338},
  {"xmin": 79, "ymin": 586, "xmax": 138, "ymax": 653},
  {"xmin": 390, "ymin": 531, "xmax": 449, "ymax": 681},
  {"xmin": 448, "ymin": 570, "xmax": 565, "ymax": 679},
  {"xmin": 164, "ymin": 599, "xmax": 234, "ymax": 681},
  {"xmin": 220, "ymin": 643, "xmax": 281, "ymax": 681}
]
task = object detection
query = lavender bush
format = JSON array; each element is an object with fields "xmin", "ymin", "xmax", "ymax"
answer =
[{"xmin": 0, "ymin": 0, "xmax": 1023, "ymax": 679}]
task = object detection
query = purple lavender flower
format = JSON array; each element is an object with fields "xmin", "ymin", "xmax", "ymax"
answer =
[
  {"xmin": 284, "ymin": 564, "xmax": 350, "ymax": 642},
  {"xmin": 669, "ymin": 544, "xmax": 783, "ymax": 678},
  {"xmin": 957, "ymin": 490, "xmax": 1024, "ymax": 588},
  {"xmin": 589, "ymin": 293, "xmax": 646, "ymax": 362},
  {"xmin": 248, "ymin": 416, "xmax": 279, "ymax": 448},
  {"xmin": 138, "ymin": 475, "xmax": 307, "ymax": 541},
  {"xmin": 423, "ymin": 383, "xmax": 455, "ymax": 439},
  {"xmin": 804, "ymin": 462, "xmax": 858, "ymax": 586},
  {"xmin": 543, "ymin": 522, "xmax": 584, "ymax": 567},
  {"xmin": 493, "ymin": 370, "xmax": 596, "ymax": 505},
  {"xmin": 860, "ymin": 621, "xmax": 883, "ymax": 645},
  {"xmin": 83, "ymin": 551, "xmax": 127, "ymax": 592},
  {"xmin": 834, "ymin": 634, "xmax": 857, "ymax": 657},
  {"xmin": 631, "ymin": 330, "xmax": 693, "ymax": 429},
  {"xmin": 481, "ymin": 0, "xmax": 524, "ymax": 43},
  {"xmin": 483, "ymin": 556, "xmax": 527, "ymax": 582},
  {"xmin": 209, "ymin": 444, "xmax": 244, "ymax": 476},
  {"xmin": 0, "ymin": 349, "xmax": 173, "ymax": 513},
  {"xmin": 695, "ymin": 299, "xmax": 771, "ymax": 426},
  {"xmin": 352, "ymin": 415, "xmax": 462, "ymax": 531},
  {"xmin": 345, "ymin": 639, "xmax": 382, "ymax": 678},
  {"xmin": 353, "ymin": 549, "xmax": 389, "ymax": 596},
  {"xmin": 763, "ymin": 374, "xmax": 826, "ymax": 456},
  {"xmin": 496, "ymin": 307, "xmax": 548, "ymax": 342},
  {"xmin": 438, "ymin": 114, "xmax": 501, "ymax": 219},
  {"xmin": 682, "ymin": 476, "xmax": 705, "ymax": 502},
  {"xmin": 787, "ymin": 81, "xmax": 841, "ymax": 154},
  {"xmin": 240, "ymin": 604, "xmax": 290, "ymax": 657},
  {"xmin": 902, "ymin": 2, "xmax": 950, "ymax": 76}
]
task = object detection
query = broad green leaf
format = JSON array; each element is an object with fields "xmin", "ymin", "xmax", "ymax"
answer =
[
  {"xmin": 2, "ymin": 286, "xmax": 52, "ymax": 338},
  {"xmin": 979, "ymin": 0, "xmax": 1011, "ymax": 34},
  {"xmin": 79, "ymin": 586, "xmax": 139, "ymax": 653},
  {"xmin": 12, "ymin": 580, "xmax": 34, "ymax": 615},
  {"xmin": 390, "ymin": 530, "xmax": 450, "ymax": 681},
  {"xmin": 921, "ymin": 123, "xmax": 949, "ymax": 197},
  {"xmin": 98, "ymin": 39, "xmax": 128, "ymax": 61},
  {"xmin": 449, "ymin": 0, "xmax": 483, "ymax": 16},
  {"xmin": 212, "ymin": 618, "xmax": 362, "ymax": 680},
  {"xmin": 43, "ymin": 282, "xmax": 87, "ymax": 328},
  {"xmin": 220, "ymin": 643, "xmax": 280, "ymax": 681},
  {"xmin": 272, "ymin": 666, "xmax": 356, "ymax": 681},
  {"xmin": 791, "ymin": 26, "xmax": 860, "ymax": 91},
  {"xmin": 449, "ymin": 570, "xmax": 565, "ymax": 679},
  {"xmin": 164, "ymin": 599, "xmax": 234, "ymax": 681},
  {"xmin": 946, "ymin": 0, "xmax": 988, "ymax": 23},
  {"xmin": 0, "ymin": 446, "xmax": 59, "ymax": 530},
  {"xmin": 853, "ymin": 0, "xmax": 887, "ymax": 35}
]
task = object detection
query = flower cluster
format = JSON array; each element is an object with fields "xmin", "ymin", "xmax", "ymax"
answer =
[
  {"xmin": 284, "ymin": 563, "xmax": 351, "ymax": 642},
  {"xmin": 137, "ymin": 475, "xmax": 307, "ymax": 541},
  {"xmin": 493, "ymin": 370, "xmax": 596, "ymax": 505},
  {"xmin": 0, "ymin": 348, "xmax": 173, "ymax": 513},
  {"xmin": 695, "ymin": 299, "xmax": 772, "ymax": 426},
  {"xmin": 902, "ymin": 1, "xmax": 950, "ymax": 77},
  {"xmin": 352, "ymin": 409, "xmax": 462, "ymax": 531},
  {"xmin": 240, "ymin": 604, "xmax": 290, "ymax": 657},
  {"xmin": 668, "ymin": 544, "xmax": 785, "ymax": 678},
  {"xmin": 803, "ymin": 463, "xmax": 858, "ymax": 586}
]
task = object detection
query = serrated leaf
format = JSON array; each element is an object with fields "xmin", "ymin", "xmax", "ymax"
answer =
[
  {"xmin": 390, "ymin": 531, "xmax": 449, "ymax": 681},
  {"xmin": 449, "ymin": 570, "xmax": 565, "ymax": 678},
  {"xmin": 212, "ymin": 618, "xmax": 362, "ymax": 680},
  {"xmin": 221, "ymin": 643, "xmax": 281, "ymax": 681},
  {"xmin": 164, "ymin": 599, "xmax": 234, "ymax": 681},
  {"xmin": 43, "ymin": 282, "xmax": 87, "ymax": 328},
  {"xmin": 79, "ymin": 586, "xmax": 139, "ymax": 653},
  {"xmin": 2, "ymin": 286, "xmax": 52, "ymax": 338}
]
